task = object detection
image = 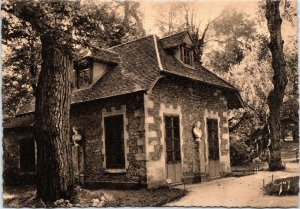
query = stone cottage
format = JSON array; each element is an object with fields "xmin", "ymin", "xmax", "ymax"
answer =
[{"xmin": 3, "ymin": 31, "xmax": 243, "ymax": 188}]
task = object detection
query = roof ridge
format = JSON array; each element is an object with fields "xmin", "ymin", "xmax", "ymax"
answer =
[
  {"xmin": 152, "ymin": 35, "xmax": 164, "ymax": 71},
  {"xmin": 91, "ymin": 46, "xmax": 119, "ymax": 55},
  {"xmin": 160, "ymin": 30, "xmax": 188, "ymax": 40},
  {"xmin": 109, "ymin": 34, "xmax": 154, "ymax": 49}
]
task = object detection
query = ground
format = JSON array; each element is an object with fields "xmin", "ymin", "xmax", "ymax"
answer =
[
  {"xmin": 3, "ymin": 186, "xmax": 185, "ymax": 207},
  {"xmin": 166, "ymin": 142, "xmax": 299, "ymax": 208},
  {"xmin": 3, "ymin": 142, "xmax": 298, "ymax": 207}
]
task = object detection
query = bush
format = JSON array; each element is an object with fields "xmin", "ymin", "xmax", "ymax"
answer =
[
  {"xmin": 265, "ymin": 176, "xmax": 299, "ymax": 196},
  {"xmin": 230, "ymin": 140, "xmax": 252, "ymax": 166}
]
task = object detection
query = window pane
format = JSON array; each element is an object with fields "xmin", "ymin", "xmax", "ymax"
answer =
[
  {"xmin": 165, "ymin": 116, "xmax": 172, "ymax": 128},
  {"xmin": 174, "ymin": 139, "xmax": 179, "ymax": 149},
  {"xmin": 173, "ymin": 127, "xmax": 179, "ymax": 139},
  {"xmin": 78, "ymin": 68, "xmax": 90, "ymax": 88},
  {"xmin": 173, "ymin": 117, "xmax": 179, "ymax": 128},
  {"xmin": 166, "ymin": 127, "xmax": 172, "ymax": 139},
  {"xmin": 175, "ymin": 151, "xmax": 181, "ymax": 162}
]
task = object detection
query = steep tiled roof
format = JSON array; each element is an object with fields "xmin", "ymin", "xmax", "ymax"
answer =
[
  {"xmin": 89, "ymin": 47, "xmax": 120, "ymax": 64},
  {"xmin": 72, "ymin": 35, "xmax": 160, "ymax": 104},
  {"xmin": 157, "ymin": 38, "xmax": 236, "ymax": 90},
  {"xmin": 15, "ymin": 31, "xmax": 243, "ymax": 116}
]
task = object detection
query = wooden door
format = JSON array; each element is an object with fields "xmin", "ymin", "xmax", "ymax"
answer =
[
  {"xmin": 207, "ymin": 119, "xmax": 220, "ymax": 178},
  {"xmin": 165, "ymin": 115, "xmax": 182, "ymax": 184},
  {"xmin": 104, "ymin": 115, "xmax": 125, "ymax": 169}
]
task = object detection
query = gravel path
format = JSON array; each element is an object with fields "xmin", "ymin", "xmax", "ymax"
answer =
[{"xmin": 166, "ymin": 161, "xmax": 299, "ymax": 208}]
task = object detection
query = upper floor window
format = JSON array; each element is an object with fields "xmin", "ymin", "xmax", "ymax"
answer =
[
  {"xmin": 74, "ymin": 59, "xmax": 109, "ymax": 90},
  {"xmin": 182, "ymin": 47, "xmax": 193, "ymax": 66},
  {"xmin": 77, "ymin": 68, "xmax": 91, "ymax": 89}
]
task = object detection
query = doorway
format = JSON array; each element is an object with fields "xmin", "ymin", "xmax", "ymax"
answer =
[
  {"xmin": 104, "ymin": 115, "xmax": 125, "ymax": 169},
  {"xmin": 164, "ymin": 115, "xmax": 182, "ymax": 183},
  {"xmin": 207, "ymin": 119, "xmax": 220, "ymax": 178}
]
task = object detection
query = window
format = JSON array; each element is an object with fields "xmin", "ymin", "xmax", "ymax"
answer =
[
  {"xmin": 165, "ymin": 115, "xmax": 181, "ymax": 163},
  {"xmin": 104, "ymin": 115, "xmax": 125, "ymax": 169},
  {"xmin": 182, "ymin": 47, "xmax": 192, "ymax": 65},
  {"xmin": 207, "ymin": 119, "xmax": 219, "ymax": 161},
  {"xmin": 76, "ymin": 68, "xmax": 91, "ymax": 89},
  {"xmin": 19, "ymin": 139, "xmax": 36, "ymax": 173}
]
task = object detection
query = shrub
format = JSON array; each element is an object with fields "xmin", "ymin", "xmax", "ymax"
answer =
[
  {"xmin": 230, "ymin": 140, "xmax": 251, "ymax": 166},
  {"xmin": 265, "ymin": 176, "xmax": 299, "ymax": 196}
]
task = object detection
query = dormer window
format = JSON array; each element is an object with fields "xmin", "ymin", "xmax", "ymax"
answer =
[
  {"xmin": 183, "ymin": 47, "xmax": 192, "ymax": 65},
  {"xmin": 74, "ymin": 58, "xmax": 110, "ymax": 90},
  {"xmin": 181, "ymin": 46, "xmax": 193, "ymax": 66},
  {"xmin": 74, "ymin": 58, "xmax": 92, "ymax": 89},
  {"xmin": 77, "ymin": 67, "xmax": 91, "ymax": 89}
]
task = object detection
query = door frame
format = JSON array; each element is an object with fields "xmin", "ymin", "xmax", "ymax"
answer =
[
  {"xmin": 162, "ymin": 113, "xmax": 183, "ymax": 183},
  {"xmin": 101, "ymin": 105, "xmax": 129, "ymax": 172}
]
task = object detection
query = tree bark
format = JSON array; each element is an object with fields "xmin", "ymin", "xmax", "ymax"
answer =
[
  {"xmin": 265, "ymin": 0, "xmax": 287, "ymax": 170},
  {"xmin": 35, "ymin": 35, "xmax": 74, "ymax": 202}
]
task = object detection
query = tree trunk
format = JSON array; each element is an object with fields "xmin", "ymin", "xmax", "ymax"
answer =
[
  {"xmin": 265, "ymin": 0, "xmax": 287, "ymax": 171},
  {"xmin": 35, "ymin": 35, "xmax": 74, "ymax": 202}
]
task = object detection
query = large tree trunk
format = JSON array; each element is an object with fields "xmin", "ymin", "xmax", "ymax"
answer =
[
  {"xmin": 265, "ymin": 0, "xmax": 287, "ymax": 171},
  {"xmin": 35, "ymin": 35, "xmax": 74, "ymax": 202}
]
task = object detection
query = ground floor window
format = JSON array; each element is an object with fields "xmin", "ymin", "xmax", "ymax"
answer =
[
  {"xmin": 19, "ymin": 139, "xmax": 36, "ymax": 173},
  {"xmin": 104, "ymin": 115, "xmax": 125, "ymax": 169}
]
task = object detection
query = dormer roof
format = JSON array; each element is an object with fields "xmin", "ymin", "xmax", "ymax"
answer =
[{"xmin": 160, "ymin": 31, "xmax": 188, "ymax": 49}]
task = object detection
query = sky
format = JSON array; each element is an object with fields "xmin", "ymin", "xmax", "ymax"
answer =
[
  {"xmin": 140, "ymin": 0, "xmax": 260, "ymax": 35},
  {"xmin": 139, "ymin": 0, "xmax": 297, "ymax": 39}
]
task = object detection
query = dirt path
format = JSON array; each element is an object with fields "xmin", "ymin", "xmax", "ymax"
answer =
[{"xmin": 166, "ymin": 162, "xmax": 299, "ymax": 208}]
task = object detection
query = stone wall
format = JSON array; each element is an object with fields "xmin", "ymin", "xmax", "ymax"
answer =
[
  {"xmin": 3, "ymin": 127, "xmax": 35, "ymax": 185},
  {"xmin": 70, "ymin": 92, "xmax": 147, "ymax": 185},
  {"xmin": 144, "ymin": 76, "xmax": 231, "ymax": 186}
]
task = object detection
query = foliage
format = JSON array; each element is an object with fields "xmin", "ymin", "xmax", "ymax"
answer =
[
  {"xmin": 155, "ymin": 2, "xmax": 218, "ymax": 66},
  {"xmin": 2, "ymin": 0, "xmax": 144, "ymax": 117},
  {"xmin": 2, "ymin": 12, "xmax": 41, "ymax": 118},
  {"xmin": 230, "ymin": 140, "xmax": 251, "ymax": 166},
  {"xmin": 3, "ymin": 0, "xmax": 145, "ymax": 202},
  {"xmin": 205, "ymin": 9, "xmax": 257, "ymax": 72}
]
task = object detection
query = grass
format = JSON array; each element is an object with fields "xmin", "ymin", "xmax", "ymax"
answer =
[
  {"xmin": 3, "ymin": 185, "xmax": 186, "ymax": 207},
  {"xmin": 265, "ymin": 176, "xmax": 299, "ymax": 196}
]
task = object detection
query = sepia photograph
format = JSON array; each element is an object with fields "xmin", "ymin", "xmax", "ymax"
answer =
[{"xmin": 1, "ymin": 0, "xmax": 299, "ymax": 207}]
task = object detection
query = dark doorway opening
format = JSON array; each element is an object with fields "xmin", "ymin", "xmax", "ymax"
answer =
[
  {"xmin": 207, "ymin": 119, "xmax": 220, "ymax": 178},
  {"xmin": 19, "ymin": 139, "xmax": 36, "ymax": 173},
  {"xmin": 104, "ymin": 115, "xmax": 125, "ymax": 169}
]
